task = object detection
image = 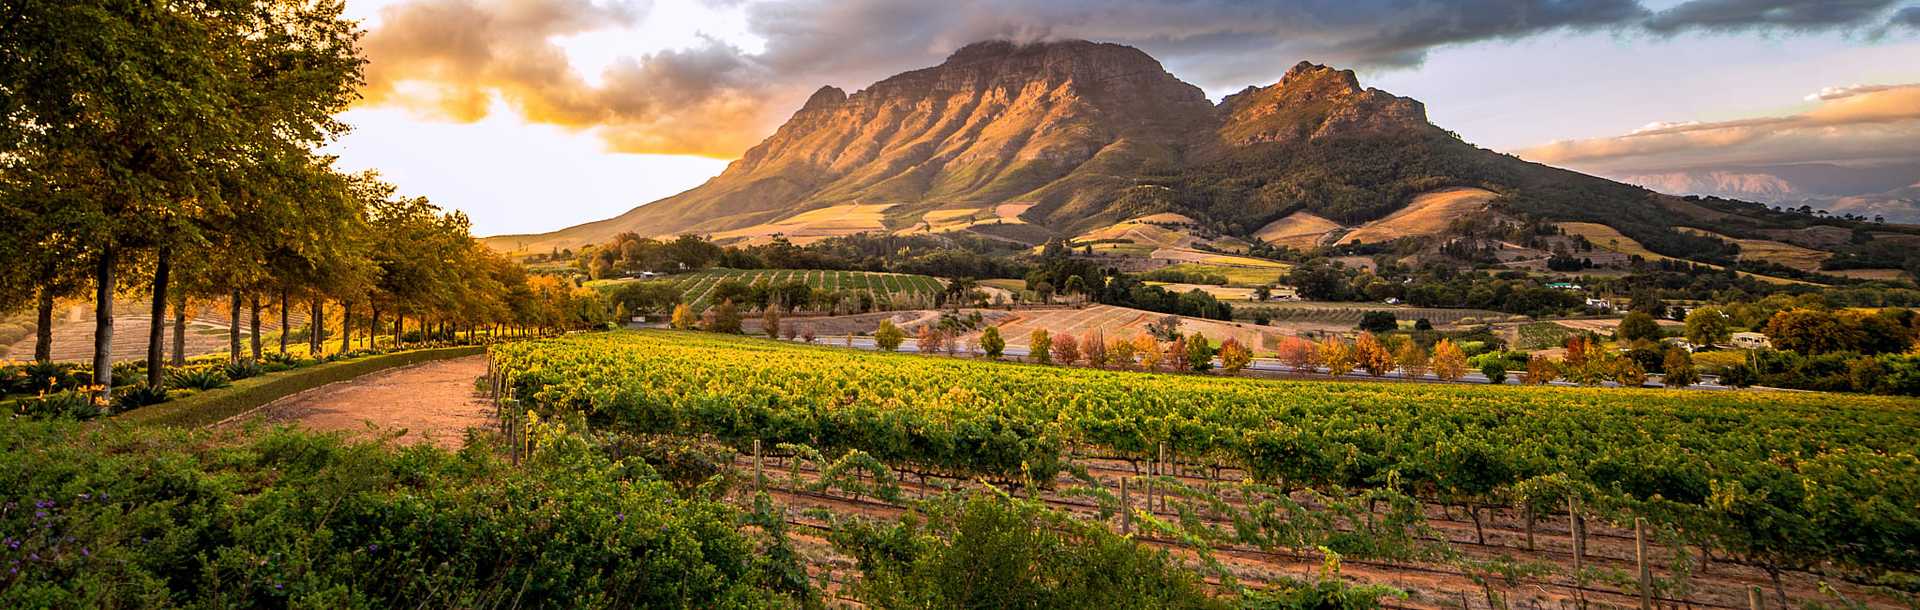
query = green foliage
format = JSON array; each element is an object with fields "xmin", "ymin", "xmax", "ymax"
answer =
[
  {"xmin": 109, "ymin": 384, "xmax": 169, "ymax": 413},
  {"xmin": 980, "ymin": 326, "xmax": 1006, "ymax": 359},
  {"xmin": 1616, "ymin": 312, "xmax": 1663, "ymax": 343},
  {"xmin": 222, "ymin": 359, "xmax": 264, "ymax": 381},
  {"xmin": 166, "ymin": 367, "xmax": 231, "ymax": 391},
  {"xmin": 12, "ymin": 390, "xmax": 102, "ymax": 421},
  {"xmin": 1356, "ymin": 311, "xmax": 1397, "ymax": 333},
  {"xmin": 1184, "ymin": 332, "xmax": 1216, "ymax": 371},
  {"xmin": 1480, "ymin": 362, "xmax": 1507, "ymax": 384},
  {"xmin": 0, "ymin": 420, "xmax": 810, "ymax": 608},
  {"xmin": 829, "ymin": 491, "xmax": 1225, "ymax": 609},
  {"xmin": 1684, "ymin": 306, "xmax": 1733, "ymax": 347},
  {"xmin": 875, "ymin": 320, "xmax": 905, "ymax": 351}
]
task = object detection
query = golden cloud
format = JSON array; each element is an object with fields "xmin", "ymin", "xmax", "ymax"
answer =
[
  {"xmin": 356, "ymin": 0, "xmax": 792, "ymax": 158},
  {"xmin": 1517, "ymin": 84, "xmax": 1920, "ymax": 172}
]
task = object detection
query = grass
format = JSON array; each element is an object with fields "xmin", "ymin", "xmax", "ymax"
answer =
[
  {"xmin": 1677, "ymin": 227, "xmax": 1830, "ymax": 272},
  {"xmin": 1557, "ymin": 222, "xmax": 1819, "ymax": 286},
  {"xmin": 1154, "ymin": 263, "xmax": 1285, "ymax": 286},
  {"xmin": 114, "ymin": 345, "xmax": 484, "ymax": 428}
]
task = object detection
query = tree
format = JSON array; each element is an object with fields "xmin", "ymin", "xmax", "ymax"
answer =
[
  {"xmin": 1616, "ymin": 311, "xmax": 1662, "ymax": 343},
  {"xmin": 1134, "ymin": 335, "xmax": 1161, "ymax": 371},
  {"xmin": 875, "ymin": 320, "xmax": 905, "ymax": 351},
  {"xmin": 1184, "ymin": 333, "xmax": 1214, "ymax": 372},
  {"xmin": 1353, "ymin": 332, "xmax": 1394, "ymax": 376},
  {"xmin": 1684, "ymin": 306, "xmax": 1732, "ymax": 347},
  {"xmin": 1413, "ymin": 318, "xmax": 1434, "ymax": 331},
  {"xmin": 763, "ymin": 306, "xmax": 782, "ymax": 339},
  {"xmin": 1276, "ymin": 336, "xmax": 1317, "ymax": 373},
  {"xmin": 1080, "ymin": 330, "xmax": 1106, "ymax": 367},
  {"xmin": 671, "ymin": 303, "xmax": 695, "ymax": 330},
  {"xmin": 1051, "ymin": 333, "xmax": 1081, "ymax": 366},
  {"xmin": 1663, "ymin": 348, "xmax": 1699, "ymax": 388},
  {"xmin": 1164, "ymin": 335, "xmax": 1187, "ymax": 372},
  {"xmin": 1357, "ymin": 311, "xmax": 1397, "ymax": 334},
  {"xmin": 1524, "ymin": 355, "xmax": 1558, "ymax": 385},
  {"xmin": 1764, "ymin": 308, "xmax": 1858, "ymax": 355},
  {"xmin": 980, "ymin": 326, "xmax": 1006, "ymax": 359},
  {"xmin": 1030, "ymin": 329, "xmax": 1052, "ymax": 364},
  {"xmin": 1318, "ymin": 339, "xmax": 1355, "ymax": 377},
  {"xmin": 707, "ymin": 300, "xmax": 743, "ymax": 334},
  {"xmin": 1431, "ymin": 339, "xmax": 1468, "ymax": 381},
  {"xmin": 916, "ymin": 325, "xmax": 948, "ymax": 354},
  {"xmin": 1217, "ymin": 338, "xmax": 1253, "ymax": 374},
  {"xmin": 1396, "ymin": 341, "xmax": 1430, "ymax": 379},
  {"xmin": 1107, "ymin": 336, "xmax": 1137, "ymax": 369}
]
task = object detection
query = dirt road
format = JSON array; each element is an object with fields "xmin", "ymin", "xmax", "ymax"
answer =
[{"xmin": 235, "ymin": 354, "xmax": 492, "ymax": 448}]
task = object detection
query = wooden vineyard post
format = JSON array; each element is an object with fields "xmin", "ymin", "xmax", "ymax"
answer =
[
  {"xmin": 1525, "ymin": 503, "xmax": 1537, "ymax": 551},
  {"xmin": 1748, "ymin": 586, "xmax": 1763, "ymax": 610},
  {"xmin": 753, "ymin": 440, "xmax": 764, "ymax": 492},
  {"xmin": 1569, "ymin": 497, "xmax": 1586, "ymax": 609},
  {"xmin": 1119, "ymin": 477, "xmax": 1131, "ymax": 535},
  {"xmin": 1635, "ymin": 518, "xmax": 1652, "ymax": 610},
  {"xmin": 1157, "ymin": 442, "xmax": 1168, "ymax": 512}
]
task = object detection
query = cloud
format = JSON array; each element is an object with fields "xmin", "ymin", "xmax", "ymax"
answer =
[
  {"xmin": 1897, "ymin": 6, "xmax": 1920, "ymax": 26},
  {"xmin": 355, "ymin": 0, "xmax": 1920, "ymax": 157},
  {"xmin": 1644, "ymin": 0, "xmax": 1904, "ymax": 32},
  {"xmin": 1516, "ymin": 84, "xmax": 1920, "ymax": 173}
]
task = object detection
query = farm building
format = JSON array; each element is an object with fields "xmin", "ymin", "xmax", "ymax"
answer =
[{"xmin": 1730, "ymin": 332, "xmax": 1771, "ymax": 350}]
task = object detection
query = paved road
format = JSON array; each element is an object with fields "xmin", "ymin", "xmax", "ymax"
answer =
[{"xmin": 234, "ymin": 354, "xmax": 494, "ymax": 448}]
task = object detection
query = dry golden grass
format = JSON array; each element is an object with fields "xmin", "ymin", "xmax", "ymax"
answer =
[
  {"xmin": 1337, "ymin": 187, "xmax": 1496, "ymax": 246},
  {"xmin": 1142, "ymin": 281, "xmax": 1259, "ymax": 300},
  {"xmin": 1150, "ymin": 248, "xmax": 1291, "ymax": 269},
  {"xmin": 1253, "ymin": 211, "xmax": 1343, "ymax": 250},
  {"xmin": 1558, "ymin": 222, "xmax": 1820, "ymax": 286},
  {"xmin": 1830, "ymin": 268, "xmax": 1909, "ymax": 281},
  {"xmin": 898, "ymin": 202, "xmax": 1035, "ymax": 235},
  {"xmin": 1677, "ymin": 227, "xmax": 1830, "ymax": 273},
  {"xmin": 711, "ymin": 203, "xmax": 896, "ymax": 245}
]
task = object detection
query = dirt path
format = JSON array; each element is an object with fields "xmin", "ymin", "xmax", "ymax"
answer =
[{"xmin": 235, "ymin": 354, "xmax": 492, "ymax": 448}]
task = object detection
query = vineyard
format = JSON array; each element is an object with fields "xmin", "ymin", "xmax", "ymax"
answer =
[
  {"xmin": 491, "ymin": 330, "xmax": 1920, "ymax": 608},
  {"xmin": 644, "ymin": 269, "xmax": 945, "ymax": 311}
]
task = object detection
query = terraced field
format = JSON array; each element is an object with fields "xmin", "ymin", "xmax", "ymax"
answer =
[{"xmin": 653, "ymin": 269, "xmax": 945, "ymax": 311}]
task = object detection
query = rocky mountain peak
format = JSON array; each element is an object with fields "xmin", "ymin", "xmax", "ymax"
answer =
[
  {"xmin": 1217, "ymin": 60, "xmax": 1431, "ymax": 146},
  {"xmin": 798, "ymin": 86, "xmax": 846, "ymax": 113}
]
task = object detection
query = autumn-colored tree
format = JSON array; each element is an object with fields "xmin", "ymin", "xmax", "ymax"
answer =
[
  {"xmin": 875, "ymin": 319, "xmax": 905, "ymax": 351},
  {"xmin": 1218, "ymin": 338, "xmax": 1253, "ymax": 374},
  {"xmin": 980, "ymin": 326, "xmax": 1005, "ymax": 359},
  {"xmin": 1165, "ymin": 335, "xmax": 1188, "ymax": 372},
  {"xmin": 707, "ymin": 300, "xmax": 743, "ymax": 334},
  {"xmin": 1431, "ymin": 339, "xmax": 1468, "ymax": 381},
  {"xmin": 1318, "ymin": 338, "xmax": 1355, "ymax": 377},
  {"xmin": 1030, "ymin": 329, "xmax": 1052, "ymax": 364},
  {"xmin": 916, "ymin": 325, "xmax": 948, "ymax": 354},
  {"xmin": 1081, "ymin": 330, "xmax": 1106, "ymax": 368},
  {"xmin": 1353, "ymin": 332, "xmax": 1395, "ymax": 377},
  {"xmin": 1764, "ymin": 308, "xmax": 1861, "ymax": 355},
  {"xmin": 1613, "ymin": 359, "xmax": 1648, "ymax": 388},
  {"xmin": 1134, "ymin": 335, "xmax": 1161, "ymax": 371},
  {"xmin": 1051, "ymin": 332, "xmax": 1081, "ymax": 366},
  {"xmin": 1662, "ymin": 348, "xmax": 1699, "ymax": 387},
  {"xmin": 801, "ymin": 325, "xmax": 817, "ymax": 343},
  {"xmin": 1108, "ymin": 337, "xmax": 1137, "ymax": 369},
  {"xmin": 1524, "ymin": 355, "xmax": 1558, "ymax": 385},
  {"xmin": 1276, "ymin": 336, "xmax": 1316, "ymax": 373},
  {"xmin": 670, "ymin": 303, "xmax": 694, "ymax": 330},
  {"xmin": 1395, "ymin": 341, "xmax": 1430, "ymax": 379}
]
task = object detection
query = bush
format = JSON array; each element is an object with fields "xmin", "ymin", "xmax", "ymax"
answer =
[
  {"xmin": 875, "ymin": 320, "xmax": 905, "ymax": 351},
  {"xmin": 2, "ymin": 361, "xmax": 90, "ymax": 396},
  {"xmin": 1480, "ymin": 362, "xmax": 1507, "ymax": 384},
  {"xmin": 1356, "ymin": 311, "xmax": 1397, "ymax": 333},
  {"xmin": 167, "ymin": 367, "xmax": 232, "ymax": 391},
  {"xmin": 222, "ymin": 359, "xmax": 264, "ymax": 381},
  {"xmin": 14, "ymin": 390, "xmax": 102, "ymax": 420},
  {"xmin": 112, "ymin": 384, "xmax": 170, "ymax": 412}
]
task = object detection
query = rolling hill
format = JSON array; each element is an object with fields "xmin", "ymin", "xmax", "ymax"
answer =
[{"xmin": 487, "ymin": 39, "xmax": 1914, "ymax": 274}]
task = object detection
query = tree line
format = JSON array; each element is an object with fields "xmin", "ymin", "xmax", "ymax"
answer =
[{"xmin": 0, "ymin": 0, "xmax": 606, "ymax": 402}]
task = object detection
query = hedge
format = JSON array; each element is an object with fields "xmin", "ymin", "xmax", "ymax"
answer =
[{"xmin": 114, "ymin": 345, "xmax": 485, "ymax": 428}]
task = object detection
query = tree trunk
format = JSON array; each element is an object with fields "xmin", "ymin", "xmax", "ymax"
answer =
[
  {"xmin": 35, "ymin": 285, "xmax": 56, "ymax": 363},
  {"xmin": 92, "ymin": 247, "xmax": 115, "ymax": 399},
  {"xmin": 370, "ymin": 307, "xmax": 381, "ymax": 350},
  {"xmin": 279, "ymin": 290, "xmax": 289, "ymax": 354},
  {"xmin": 145, "ymin": 247, "xmax": 170, "ymax": 389},
  {"xmin": 339, "ymin": 300, "xmax": 352, "ymax": 354},
  {"xmin": 309, "ymin": 298, "xmax": 323, "ymax": 356},
  {"xmin": 228, "ymin": 289, "xmax": 241, "ymax": 362},
  {"xmin": 170, "ymin": 293, "xmax": 186, "ymax": 366},
  {"xmin": 249, "ymin": 295, "xmax": 261, "ymax": 361},
  {"xmin": 396, "ymin": 314, "xmax": 405, "ymax": 347}
]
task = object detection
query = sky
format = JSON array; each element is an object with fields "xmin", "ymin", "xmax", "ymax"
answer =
[{"xmin": 327, "ymin": 0, "xmax": 1920, "ymax": 236}]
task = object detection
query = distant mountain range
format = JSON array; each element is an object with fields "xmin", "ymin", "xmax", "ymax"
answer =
[
  {"xmin": 485, "ymin": 40, "xmax": 1910, "ymax": 270},
  {"xmin": 1616, "ymin": 163, "xmax": 1920, "ymax": 223}
]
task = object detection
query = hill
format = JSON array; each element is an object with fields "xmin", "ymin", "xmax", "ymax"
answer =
[{"xmin": 489, "ymin": 40, "xmax": 1913, "ymax": 273}]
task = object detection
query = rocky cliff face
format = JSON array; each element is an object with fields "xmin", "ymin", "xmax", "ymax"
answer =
[{"xmin": 487, "ymin": 41, "xmax": 1466, "ymax": 251}]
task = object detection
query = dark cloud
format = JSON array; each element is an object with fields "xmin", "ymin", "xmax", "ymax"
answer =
[
  {"xmin": 355, "ymin": 0, "xmax": 1920, "ymax": 157},
  {"xmin": 1645, "ymin": 0, "xmax": 1903, "ymax": 32},
  {"xmin": 1896, "ymin": 6, "xmax": 1920, "ymax": 26}
]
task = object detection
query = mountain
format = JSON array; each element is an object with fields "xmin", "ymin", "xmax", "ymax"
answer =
[
  {"xmin": 1619, "ymin": 171, "xmax": 1801, "ymax": 203},
  {"xmin": 486, "ymin": 40, "xmax": 1894, "ymax": 265}
]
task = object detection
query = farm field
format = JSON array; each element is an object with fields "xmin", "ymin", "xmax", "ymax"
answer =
[
  {"xmin": 637, "ymin": 268, "xmax": 945, "ymax": 311},
  {"xmin": 1153, "ymin": 262, "xmax": 1288, "ymax": 286},
  {"xmin": 1556, "ymin": 222, "xmax": 1820, "ymax": 286},
  {"xmin": 1336, "ymin": 187, "xmax": 1497, "ymax": 246},
  {"xmin": 1678, "ymin": 227, "xmax": 1831, "ymax": 272},
  {"xmin": 493, "ymin": 331, "xmax": 1920, "ymax": 609},
  {"xmin": 707, "ymin": 203, "xmax": 895, "ymax": 245},
  {"xmin": 969, "ymin": 304, "xmax": 1286, "ymax": 349},
  {"xmin": 1252, "ymin": 211, "xmax": 1343, "ymax": 250},
  {"xmin": 1142, "ymin": 281, "xmax": 1259, "ymax": 300}
]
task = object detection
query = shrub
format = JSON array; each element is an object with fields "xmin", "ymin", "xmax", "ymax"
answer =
[
  {"xmin": 15, "ymin": 390, "xmax": 103, "ymax": 420},
  {"xmin": 223, "ymin": 359, "xmax": 264, "ymax": 381},
  {"xmin": 168, "ymin": 367, "xmax": 231, "ymax": 391},
  {"xmin": 1183, "ymin": 333, "xmax": 1213, "ymax": 372},
  {"xmin": 1357, "ymin": 311, "xmax": 1397, "ymax": 333},
  {"xmin": 1029, "ymin": 329, "xmax": 1052, "ymax": 364},
  {"xmin": 112, "ymin": 384, "xmax": 170, "ymax": 412},
  {"xmin": 875, "ymin": 320, "xmax": 905, "ymax": 351},
  {"xmin": 1480, "ymin": 362, "xmax": 1507, "ymax": 384},
  {"xmin": 980, "ymin": 327, "xmax": 1005, "ymax": 359}
]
